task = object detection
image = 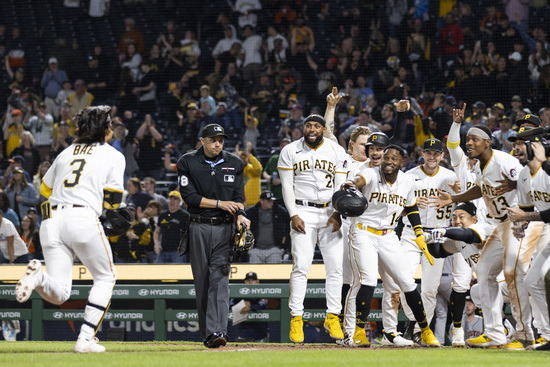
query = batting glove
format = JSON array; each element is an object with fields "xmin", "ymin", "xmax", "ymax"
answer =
[{"xmin": 428, "ymin": 228, "xmax": 447, "ymax": 244}]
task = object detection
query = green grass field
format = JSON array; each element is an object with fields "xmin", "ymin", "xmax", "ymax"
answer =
[{"xmin": 0, "ymin": 342, "xmax": 548, "ymax": 367}]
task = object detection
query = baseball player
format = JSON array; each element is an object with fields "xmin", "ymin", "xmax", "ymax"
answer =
[
  {"xmin": 344, "ymin": 144, "xmax": 439, "ymax": 347},
  {"xmin": 278, "ymin": 112, "xmax": 348, "ymax": 343},
  {"xmin": 15, "ymin": 106, "xmax": 125, "ymax": 353},
  {"xmin": 431, "ymin": 123, "xmax": 534, "ymax": 349},
  {"xmin": 507, "ymin": 132, "xmax": 550, "ymax": 347}
]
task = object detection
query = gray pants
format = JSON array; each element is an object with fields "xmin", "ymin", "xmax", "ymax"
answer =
[
  {"xmin": 249, "ymin": 247, "xmax": 283, "ymax": 264},
  {"xmin": 189, "ymin": 222, "xmax": 232, "ymax": 338}
]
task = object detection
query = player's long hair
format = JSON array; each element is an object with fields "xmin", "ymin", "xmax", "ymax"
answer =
[{"xmin": 74, "ymin": 106, "xmax": 112, "ymax": 145}]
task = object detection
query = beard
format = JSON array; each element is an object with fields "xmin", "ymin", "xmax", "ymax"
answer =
[{"xmin": 307, "ymin": 134, "xmax": 324, "ymax": 147}]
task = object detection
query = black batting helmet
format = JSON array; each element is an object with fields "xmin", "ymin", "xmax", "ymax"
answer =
[
  {"xmin": 100, "ymin": 207, "xmax": 134, "ymax": 237},
  {"xmin": 332, "ymin": 187, "xmax": 368, "ymax": 217},
  {"xmin": 366, "ymin": 132, "xmax": 390, "ymax": 147}
]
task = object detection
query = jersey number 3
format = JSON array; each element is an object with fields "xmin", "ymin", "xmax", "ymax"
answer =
[{"xmin": 63, "ymin": 159, "xmax": 87, "ymax": 188}]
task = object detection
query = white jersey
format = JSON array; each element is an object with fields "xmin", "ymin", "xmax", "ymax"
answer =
[
  {"xmin": 353, "ymin": 167, "xmax": 416, "ymax": 230},
  {"xmin": 474, "ymin": 150, "xmax": 522, "ymax": 225},
  {"xmin": 442, "ymin": 221, "xmax": 495, "ymax": 272},
  {"xmin": 517, "ymin": 165, "xmax": 550, "ymax": 212},
  {"xmin": 404, "ymin": 166, "xmax": 458, "ymax": 228},
  {"xmin": 0, "ymin": 217, "xmax": 28, "ymax": 259},
  {"xmin": 43, "ymin": 143, "xmax": 126, "ymax": 216},
  {"xmin": 346, "ymin": 156, "xmax": 369, "ymax": 181},
  {"xmin": 278, "ymin": 138, "xmax": 349, "ymax": 203}
]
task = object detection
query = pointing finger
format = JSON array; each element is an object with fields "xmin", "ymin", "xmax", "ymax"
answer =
[
  {"xmin": 332, "ymin": 86, "xmax": 338, "ymax": 96},
  {"xmin": 462, "ymin": 102, "xmax": 466, "ymax": 114}
]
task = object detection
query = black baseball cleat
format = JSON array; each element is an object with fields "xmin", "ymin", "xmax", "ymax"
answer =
[
  {"xmin": 204, "ymin": 332, "xmax": 228, "ymax": 348},
  {"xmin": 535, "ymin": 341, "xmax": 550, "ymax": 351}
]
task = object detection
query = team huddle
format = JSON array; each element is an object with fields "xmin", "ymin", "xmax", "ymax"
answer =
[{"xmin": 278, "ymin": 92, "xmax": 550, "ymax": 350}]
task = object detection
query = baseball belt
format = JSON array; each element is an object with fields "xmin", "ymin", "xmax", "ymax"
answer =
[
  {"xmin": 190, "ymin": 214, "xmax": 233, "ymax": 225},
  {"xmin": 295, "ymin": 200, "xmax": 329, "ymax": 208},
  {"xmin": 356, "ymin": 223, "xmax": 393, "ymax": 235}
]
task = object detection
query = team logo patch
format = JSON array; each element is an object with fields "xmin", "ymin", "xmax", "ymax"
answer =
[
  {"xmin": 343, "ymin": 159, "xmax": 348, "ymax": 169},
  {"xmin": 214, "ymin": 126, "xmax": 223, "ymax": 132},
  {"xmin": 224, "ymin": 175, "xmax": 235, "ymax": 183},
  {"xmin": 510, "ymin": 168, "xmax": 517, "ymax": 179},
  {"xmin": 179, "ymin": 175, "xmax": 189, "ymax": 186}
]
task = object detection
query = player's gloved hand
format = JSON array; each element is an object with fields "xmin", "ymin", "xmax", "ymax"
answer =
[
  {"xmin": 430, "ymin": 228, "xmax": 447, "ymax": 244},
  {"xmin": 415, "ymin": 235, "xmax": 434, "ymax": 265}
]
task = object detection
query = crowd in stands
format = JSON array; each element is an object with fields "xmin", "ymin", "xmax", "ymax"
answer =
[{"xmin": 2, "ymin": 0, "xmax": 550, "ymax": 264}]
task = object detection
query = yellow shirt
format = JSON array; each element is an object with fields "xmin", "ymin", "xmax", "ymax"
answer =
[
  {"xmin": 244, "ymin": 154, "xmax": 263, "ymax": 207},
  {"xmin": 6, "ymin": 125, "xmax": 21, "ymax": 157}
]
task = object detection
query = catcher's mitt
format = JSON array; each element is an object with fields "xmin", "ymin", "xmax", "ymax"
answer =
[
  {"xmin": 100, "ymin": 207, "xmax": 134, "ymax": 237},
  {"xmin": 233, "ymin": 223, "xmax": 254, "ymax": 252}
]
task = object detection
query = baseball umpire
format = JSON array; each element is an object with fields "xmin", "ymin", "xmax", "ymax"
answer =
[{"xmin": 177, "ymin": 123, "xmax": 250, "ymax": 348}]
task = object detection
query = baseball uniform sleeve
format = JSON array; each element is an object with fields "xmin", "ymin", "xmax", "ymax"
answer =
[
  {"xmin": 177, "ymin": 155, "xmax": 202, "ymax": 208},
  {"xmin": 357, "ymin": 167, "xmax": 375, "ymax": 186},
  {"xmin": 277, "ymin": 144, "xmax": 294, "ymax": 170},
  {"xmin": 500, "ymin": 155, "xmax": 522, "ymax": 181},
  {"xmin": 334, "ymin": 145, "xmax": 349, "ymax": 189},
  {"xmin": 104, "ymin": 151, "xmax": 125, "ymax": 192},
  {"xmin": 517, "ymin": 169, "xmax": 533, "ymax": 208},
  {"xmin": 447, "ymin": 122, "xmax": 464, "ymax": 167}
]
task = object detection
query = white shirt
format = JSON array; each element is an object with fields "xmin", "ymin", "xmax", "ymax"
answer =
[
  {"xmin": 43, "ymin": 142, "xmax": 125, "ymax": 215},
  {"xmin": 474, "ymin": 150, "xmax": 522, "ymax": 225},
  {"xmin": 278, "ymin": 138, "xmax": 348, "ymax": 204},
  {"xmin": 88, "ymin": 0, "xmax": 109, "ymax": 17},
  {"xmin": 0, "ymin": 217, "xmax": 28, "ymax": 259},
  {"xmin": 25, "ymin": 114, "xmax": 54, "ymax": 147},
  {"xmin": 353, "ymin": 167, "xmax": 417, "ymax": 230},
  {"xmin": 517, "ymin": 165, "xmax": 550, "ymax": 212},
  {"xmin": 267, "ymin": 34, "xmax": 289, "ymax": 52},
  {"xmin": 242, "ymin": 35, "xmax": 263, "ymax": 66},
  {"xmin": 235, "ymin": 0, "xmax": 261, "ymax": 28},
  {"xmin": 404, "ymin": 166, "xmax": 458, "ymax": 228}
]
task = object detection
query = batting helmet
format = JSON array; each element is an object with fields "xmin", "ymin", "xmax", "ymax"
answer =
[
  {"xmin": 100, "ymin": 207, "xmax": 134, "ymax": 237},
  {"xmin": 332, "ymin": 187, "xmax": 368, "ymax": 217},
  {"xmin": 366, "ymin": 132, "xmax": 390, "ymax": 147}
]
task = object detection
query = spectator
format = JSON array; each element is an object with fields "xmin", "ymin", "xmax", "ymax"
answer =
[
  {"xmin": 212, "ymin": 25, "xmax": 241, "ymax": 59},
  {"xmin": 0, "ymin": 209, "xmax": 29, "ymax": 264},
  {"xmin": 118, "ymin": 17, "xmax": 145, "ymax": 55},
  {"xmin": 130, "ymin": 199, "xmax": 161, "ymax": 263},
  {"xmin": 250, "ymin": 73, "xmax": 274, "ymax": 120},
  {"xmin": 69, "ymin": 79, "xmax": 94, "ymax": 113},
  {"xmin": 85, "ymin": 55, "xmax": 110, "ymax": 104},
  {"xmin": 493, "ymin": 117, "xmax": 516, "ymax": 154},
  {"xmin": 238, "ymin": 142, "xmax": 262, "ymax": 207},
  {"xmin": 528, "ymin": 40, "xmax": 550, "ymax": 85},
  {"xmin": 463, "ymin": 295, "xmax": 483, "ymax": 340},
  {"xmin": 181, "ymin": 30, "xmax": 201, "ymax": 58},
  {"xmin": 156, "ymin": 20, "xmax": 184, "ymax": 53},
  {"xmin": 5, "ymin": 27, "xmax": 26, "ymax": 68},
  {"xmin": 4, "ymin": 109, "xmax": 26, "ymax": 157},
  {"xmin": 504, "ymin": 0, "xmax": 529, "ymax": 25},
  {"xmin": 267, "ymin": 25, "xmax": 288, "ymax": 53},
  {"xmin": 135, "ymin": 114, "xmax": 163, "ymax": 180},
  {"xmin": 19, "ymin": 215, "xmax": 40, "ymax": 260},
  {"xmin": 211, "ymin": 102, "xmax": 228, "ymax": 126},
  {"xmin": 41, "ymin": 57, "xmax": 68, "ymax": 119},
  {"xmin": 339, "ymin": 109, "xmax": 378, "ymax": 148},
  {"xmin": 279, "ymin": 104, "xmax": 304, "ymax": 140},
  {"xmin": 56, "ymin": 81, "xmax": 74, "ymax": 108},
  {"xmin": 143, "ymin": 177, "xmax": 168, "ymax": 211},
  {"xmin": 230, "ymin": 272, "xmax": 269, "ymax": 342},
  {"xmin": 200, "ymin": 85, "xmax": 216, "ymax": 116},
  {"xmin": 262, "ymin": 138, "xmax": 289, "ymax": 202},
  {"xmin": 234, "ymin": 0, "xmax": 262, "ymax": 29},
  {"xmin": 438, "ymin": 13, "xmax": 464, "ymax": 70},
  {"xmin": 215, "ymin": 41, "xmax": 242, "ymax": 75},
  {"xmin": 23, "ymin": 101, "xmax": 54, "ymax": 160},
  {"xmin": 125, "ymin": 177, "xmax": 154, "ymax": 212},
  {"xmin": 109, "ymin": 204, "xmax": 135, "ymax": 263},
  {"xmin": 241, "ymin": 25, "xmax": 263, "ymax": 83},
  {"xmin": 88, "ymin": 0, "xmax": 110, "ymax": 18},
  {"xmin": 539, "ymin": 107, "xmax": 550, "ymax": 127},
  {"xmin": 10, "ymin": 131, "xmax": 41, "ymax": 176},
  {"xmin": 121, "ymin": 44, "xmax": 143, "ymax": 81},
  {"xmin": 242, "ymin": 107, "xmax": 260, "ymax": 149},
  {"xmin": 110, "ymin": 120, "xmax": 139, "ymax": 182},
  {"xmin": 50, "ymin": 120, "xmax": 74, "ymax": 160},
  {"xmin": 154, "ymin": 191, "xmax": 189, "ymax": 263},
  {"xmin": 246, "ymin": 190, "xmax": 290, "ymax": 263},
  {"xmin": 32, "ymin": 161, "xmax": 51, "ymax": 195},
  {"xmin": 374, "ymin": 103, "xmax": 397, "ymax": 136},
  {"xmin": 177, "ymin": 103, "xmax": 200, "ymax": 152},
  {"xmin": 4, "ymin": 167, "xmax": 39, "ymax": 221},
  {"xmin": 0, "ymin": 191, "xmax": 20, "ymax": 228},
  {"xmin": 4, "ymin": 62, "xmax": 29, "ymax": 92},
  {"xmin": 132, "ymin": 62, "xmax": 157, "ymax": 116}
]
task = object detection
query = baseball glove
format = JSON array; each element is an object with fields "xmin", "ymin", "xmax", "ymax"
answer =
[
  {"xmin": 100, "ymin": 207, "xmax": 134, "ymax": 237},
  {"xmin": 233, "ymin": 223, "xmax": 255, "ymax": 252}
]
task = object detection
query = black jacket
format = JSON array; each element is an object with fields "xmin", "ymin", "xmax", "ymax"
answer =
[{"xmin": 246, "ymin": 202, "xmax": 290, "ymax": 251}]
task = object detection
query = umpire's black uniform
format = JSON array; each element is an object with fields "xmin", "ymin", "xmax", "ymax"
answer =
[{"xmin": 177, "ymin": 124, "xmax": 245, "ymax": 347}]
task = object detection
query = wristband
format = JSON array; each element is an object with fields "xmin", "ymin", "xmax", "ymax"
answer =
[
  {"xmin": 216, "ymin": 200, "xmax": 220, "ymax": 208},
  {"xmin": 237, "ymin": 209, "xmax": 247, "ymax": 218}
]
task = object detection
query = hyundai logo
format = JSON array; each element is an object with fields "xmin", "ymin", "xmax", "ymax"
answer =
[
  {"xmin": 239, "ymin": 288, "xmax": 251, "ymax": 295},
  {"xmin": 188, "ymin": 289, "xmax": 196, "ymax": 296},
  {"xmin": 104, "ymin": 312, "xmax": 113, "ymax": 320},
  {"xmin": 176, "ymin": 312, "xmax": 187, "ymax": 319},
  {"xmin": 53, "ymin": 312, "xmax": 64, "ymax": 319},
  {"xmin": 138, "ymin": 289, "xmax": 149, "ymax": 296},
  {"xmin": 303, "ymin": 312, "xmax": 312, "ymax": 319}
]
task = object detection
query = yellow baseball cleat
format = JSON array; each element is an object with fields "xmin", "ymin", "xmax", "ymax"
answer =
[
  {"xmin": 421, "ymin": 328, "xmax": 441, "ymax": 347},
  {"xmin": 503, "ymin": 339, "xmax": 534, "ymax": 350},
  {"xmin": 289, "ymin": 316, "xmax": 304, "ymax": 343},
  {"xmin": 465, "ymin": 334, "xmax": 502, "ymax": 348},
  {"xmin": 352, "ymin": 326, "xmax": 370, "ymax": 347},
  {"xmin": 324, "ymin": 313, "xmax": 344, "ymax": 340}
]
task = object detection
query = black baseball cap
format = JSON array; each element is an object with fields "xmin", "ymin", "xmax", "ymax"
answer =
[
  {"xmin": 423, "ymin": 138, "xmax": 443, "ymax": 152},
  {"xmin": 260, "ymin": 190, "xmax": 276, "ymax": 201},
  {"xmin": 509, "ymin": 126, "xmax": 543, "ymax": 142},
  {"xmin": 454, "ymin": 202, "xmax": 477, "ymax": 217},
  {"xmin": 201, "ymin": 124, "xmax": 229, "ymax": 139},
  {"xmin": 244, "ymin": 272, "xmax": 258, "ymax": 281},
  {"xmin": 515, "ymin": 114, "xmax": 542, "ymax": 128}
]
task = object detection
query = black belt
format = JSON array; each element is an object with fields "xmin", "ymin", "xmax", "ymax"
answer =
[
  {"xmin": 190, "ymin": 214, "xmax": 233, "ymax": 225},
  {"xmin": 406, "ymin": 225, "xmax": 434, "ymax": 231},
  {"xmin": 52, "ymin": 204, "xmax": 86, "ymax": 210},
  {"xmin": 295, "ymin": 200, "xmax": 329, "ymax": 208}
]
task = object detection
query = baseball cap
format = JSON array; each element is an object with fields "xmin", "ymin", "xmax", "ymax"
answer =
[
  {"xmin": 472, "ymin": 101, "xmax": 486, "ymax": 110},
  {"xmin": 511, "ymin": 95, "xmax": 522, "ymax": 102},
  {"xmin": 465, "ymin": 295, "xmax": 473, "ymax": 302},
  {"xmin": 202, "ymin": 124, "xmax": 229, "ymax": 139},
  {"xmin": 9, "ymin": 155, "xmax": 25, "ymax": 164},
  {"xmin": 168, "ymin": 190, "xmax": 182, "ymax": 200},
  {"xmin": 187, "ymin": 102, "xmax": 198, "ymax": 110},
  {"xmin": 493, "ymin": 102, "xmax": 505, "ymax": 110},
  {"xmin": 471, "ymin": 112, "xmax": 481, "ymax": 119},
  {"xmin": 49, "ymin": 57, "xmax": 58, "ymax": 64},
  {"xmin": 423, "ymin": 138, "xmax": 443, "ymax": 152},
  {"xmin": 515, "ymin": 114, "xmax": 542, "ymax": 128},
  {"xmin": 27, "ymin": 207, "xmax": 37, "ymax": 214},
  {"xmin": 11, "ymin": 109, "xmax": 22, "ymax": 116},
  {"xmin": 509, "ymin": 52, "xmax": 522, "ymax": 61},
  {"xmin": 216, "ymin": 102, "xmax": 227, "ymax": 109},
  {"xmin": 244, "ymin": 272, "xmax": 258, "ymax": 281},
  {"xmin": 260, "ymin": 190, "xmax": 276, "ymax": 201},
  {"xmin": 509, "ymin": 126, "xmax": 542, "ymax": 142},
  {"xmin": 454, "ymin": 202, "xmax": 477, "ymax": 217}
]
